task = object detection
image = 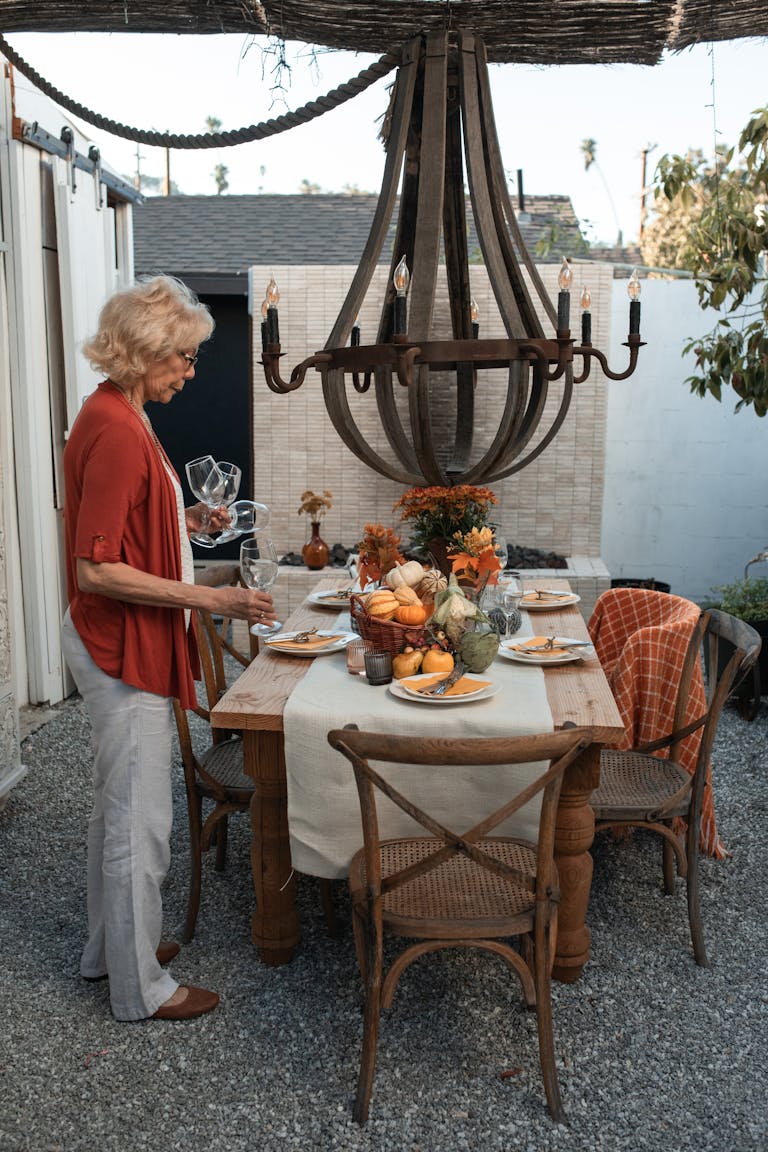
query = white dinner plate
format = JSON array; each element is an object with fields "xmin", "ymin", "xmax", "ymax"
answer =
[
  {"xmin": 264, "ymin": 629, "xmax": 357, "ymax": 656},
  {"xmin": 389, "ymin": 674, "xmax": 500, "ymax": 705},
  {"xmin": 520, "ymin": 591, "xmax": 581, "ymax": 611},
  {"xmin": 307, "ymin": 588, "xmax": 358, "ymax": 609},
  {"xmin": 498, "ymin": 636, "xmax": 592, "ymax": 666}
]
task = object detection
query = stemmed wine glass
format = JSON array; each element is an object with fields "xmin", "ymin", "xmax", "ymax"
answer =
[
  {"xmin": 185, "ymin": 455, "xmax": 226, "ymax": 548},
  {"xmin": 218, "ymin": 499, "xmax": 270, "ymax": 543},
  {"xmin": 211, "ymin": 461, "xmax": 242, "ymax": 544},
  {"xmin": 240, "ymin": 536, "xmax": 281, "ymax": 635},
  {"xmin": 493, "ymin": 532, "xmax": 509, "ymax": 572}
]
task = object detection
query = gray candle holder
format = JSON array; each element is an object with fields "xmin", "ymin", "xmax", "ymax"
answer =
[{"xmin": 363, "ymin": 650, "xmax": 393, "ymax": 685}]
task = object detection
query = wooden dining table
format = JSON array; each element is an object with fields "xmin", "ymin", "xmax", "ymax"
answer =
[{"xmin": 211, "ymin": 576, "xmax": 624, "ymax": 983}]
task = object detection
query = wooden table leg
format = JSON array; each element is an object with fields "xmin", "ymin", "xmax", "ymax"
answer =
[
  {"xmin": 552, "ymin": 742, "xmax": 599, "ymax": 984},
  {"xmin": 244, "ymin": 730, "xmax": 299, "ymax": 965}
]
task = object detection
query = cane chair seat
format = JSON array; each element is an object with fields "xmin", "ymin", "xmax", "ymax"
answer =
[
  {"xmin": 592, "ymin": 749, "xmax": 690, "ymax": 822},
  {"xmin": 350, "ymin": 837, "xmax": 539, "ymax": 930},
  {"xmin": 198, "ymin": 738, "xmax": 254, "ymax": 794},
  {"xmin": 329, "ymin": 724, "xmax": 595, "ymax": 1125}
]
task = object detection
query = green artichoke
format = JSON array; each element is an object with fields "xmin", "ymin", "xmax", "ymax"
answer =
[{"xmin": 459, "ymin": 628, "xmax": 499, "ymax": 672}]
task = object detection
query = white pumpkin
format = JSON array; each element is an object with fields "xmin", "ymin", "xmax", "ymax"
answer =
[{"xmin": 384, "ymin": 560, "xmax": 426, "ymax": 590}]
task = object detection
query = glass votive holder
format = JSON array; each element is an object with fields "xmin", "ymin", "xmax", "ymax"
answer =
[
  {"xmin": 346, "ymin": 638, "xmax": 368, "ymax": 676},
  {"xmin": 363, "ymin": 649, "xmax": 393, "ymax": 686}
]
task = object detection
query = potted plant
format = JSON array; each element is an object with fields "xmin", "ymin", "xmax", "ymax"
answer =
[
  {"xmin": 392, "ymin": 484, "xmax": 501, "ymax": 577},
  {"xmin": 706, "ymin": 576, "xmax": 768, "ymax": 719}
]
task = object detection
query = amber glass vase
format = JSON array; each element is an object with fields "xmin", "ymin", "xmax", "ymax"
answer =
[{"xmin": 302, "ymin": 520, "xmax": 330, "ymax": 570}]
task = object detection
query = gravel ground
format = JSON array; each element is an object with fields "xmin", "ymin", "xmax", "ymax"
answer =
[{"xmin": 1, "ymin": 693, "xmax": 767, "ymax": 1152}]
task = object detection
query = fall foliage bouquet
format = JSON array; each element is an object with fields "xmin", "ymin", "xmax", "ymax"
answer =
[
  {"xmin": 356, "ymin": 522, "xmax": 405, "ymax": 590},
  {"xmin": 449, "ymin": 525, "xmax": 503, "ymax": 596}
]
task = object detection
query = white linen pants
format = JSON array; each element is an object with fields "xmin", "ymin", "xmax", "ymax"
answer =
[{"xmin": 62, "ymin": 610, "xmax": 178, "ymax": 1020}]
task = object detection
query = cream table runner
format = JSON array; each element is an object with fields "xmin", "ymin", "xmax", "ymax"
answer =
[{"xmin": 284, "ymin": 613, "xmax": 554, "ymax": 879}]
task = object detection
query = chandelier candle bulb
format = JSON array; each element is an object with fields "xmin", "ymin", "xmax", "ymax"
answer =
[
  {"xmin": 557, "ymin": 258, "xmax": 572, "ymax": 331},
  {"xmin": 470, "ymin": 298, "xmax": 479, "ymax": 339},
  {"xmin": 580, "ymin": 286, "xmax": 592, "ymax": 345},
  {"xmin": 393, "ymin": 255, "xmax": 410, "ymax": 336},
  {"xmin": 351, "ymin": 316, "xmax": 360, "ymax": 347},
  {"xmin": 260, "ymin": 298, "xmax": 268, "ymax": 353},
  {"xmin": 627, "ymin": 269, "xmax": 642, "ymax": 336},
  {"xmin": 265, "ymin": 278, "xmax": 280, "ymax": 344}
]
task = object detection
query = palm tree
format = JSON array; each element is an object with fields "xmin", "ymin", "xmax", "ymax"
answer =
[{"xmin": 580, "ymin": 138, "xmax": 623, "ymax": 245}]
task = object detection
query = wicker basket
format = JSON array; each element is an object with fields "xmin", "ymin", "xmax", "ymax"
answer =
[{"xmin": 349, "ymin": 594, "xmax": 429, "ymax": 655}]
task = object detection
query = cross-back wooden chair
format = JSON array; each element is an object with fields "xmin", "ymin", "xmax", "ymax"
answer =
[
  {"xmin": 174, "ymin": 564, "xmax": 255, "ymax": 942},
  {"xmin": 590, "ymin": 608, "xmax": 761, "ymax": 966},
  {"xmin": 177, "ymin": 565, "xmax": 337, "ymax": 942},
  {"xmin": 327, "ymin": 724, "xmax": 595, "ymax": 1124}
]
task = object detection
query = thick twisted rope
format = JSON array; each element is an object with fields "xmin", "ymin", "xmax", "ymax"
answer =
[{"xmin": 0, "ymin": 33, "xmax": 399, "ymax": 148}]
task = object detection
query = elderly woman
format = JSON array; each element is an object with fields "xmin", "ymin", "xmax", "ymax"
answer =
[{"xmin": 61, "ymin": 275, "xmax": 275, "ymax": 1022}]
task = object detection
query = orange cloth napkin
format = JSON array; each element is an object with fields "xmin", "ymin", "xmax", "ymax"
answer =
[
  {"xmin": 510, "ymin": 635, "xmax": 571, "ymax": 657},
  {"xmin": 267, "ymin": 634, "xmax": 345, "ymax": 652},
  {"xmin": 400, "ymin": 673, "xmax": 492, "ymax": 696}
]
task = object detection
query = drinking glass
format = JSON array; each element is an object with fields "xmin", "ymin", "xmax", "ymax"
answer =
[
  {"xmin": 218, "ymin": 500, "xmax": 270, "ymax": 542},
  {"xmin": 211, "ymin": 461, "xmax": 242, "ymax": 544},
  {"xmin": 240, "ymin": 537, "xmax": 281, "ymax": 635},
  {"xmin": 493, "ymin": 533, "xmax": 509, "ymax": 571},
  {"xmin": 501, "ymin": 575, "xmax": 523, "ymax": 633},
  {"xmin": 185, "ymin": 455, "xmax": 226, "ymax": 548}
]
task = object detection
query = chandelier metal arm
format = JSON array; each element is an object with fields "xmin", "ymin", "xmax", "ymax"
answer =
[
  {"xmin": 261, "ymin": 349, "xmax": 332, "ymax": 394},
  {"xmin": 572, "ymin": 336, "xmax": 647, "ymax": 383}
]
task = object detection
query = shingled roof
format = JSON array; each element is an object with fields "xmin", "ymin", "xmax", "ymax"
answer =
[{"xmin": 132, "ymin": 192, "xmax": 585, "ymax": 291}]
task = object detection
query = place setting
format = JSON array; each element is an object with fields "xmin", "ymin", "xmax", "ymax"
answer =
[
  {"xmin": 307, "ymin": 586, "xmax": 358, "ymax": 610},
  {"xmin": 498, "ymin": 634, "xmax": 594, "ymax": 666},
  {"xmin": 264, "ymin": 627, "xmax": 357, "ymax": 657},
  {"xmin": 519, "ymin": 588, "xmax": 581, "ymax": 611}
]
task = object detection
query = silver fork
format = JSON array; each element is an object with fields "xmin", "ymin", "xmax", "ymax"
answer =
[
  {"xmin": 423, "ymin": 659, "xmax": 465, "ymax": 695},
  {"xmin": 291, "ymin": 627, "xmax": 319, "ymax": 644}
]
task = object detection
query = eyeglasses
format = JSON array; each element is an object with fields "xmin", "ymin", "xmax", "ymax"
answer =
[{"xmin": 179, "ymin": 352, "xmax": 198, "ymax": 368}]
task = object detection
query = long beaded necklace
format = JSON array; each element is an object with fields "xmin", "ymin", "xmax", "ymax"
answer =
[{"xmin": 112, "ymin": 381, "xmax": 172, "ymax": 467}]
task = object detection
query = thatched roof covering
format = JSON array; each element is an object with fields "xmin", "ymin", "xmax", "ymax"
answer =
[{"xmin": 0, "ymin": 0, "xmax": 766, "ymax": 64}]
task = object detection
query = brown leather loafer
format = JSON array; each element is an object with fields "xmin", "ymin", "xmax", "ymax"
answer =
[
  {"xmin": 152, "ymin": 986, "xmax": 219, "ymax": 1021},
  {"xmin": 156, "ymin": 940, "xmax": 180, "ymax": 966}
]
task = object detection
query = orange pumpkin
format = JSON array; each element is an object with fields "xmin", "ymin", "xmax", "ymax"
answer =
[{"xmin": 393, "ymin": 602, "xmax": 429, "ymax": 626}]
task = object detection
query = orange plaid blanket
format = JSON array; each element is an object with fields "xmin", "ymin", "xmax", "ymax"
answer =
[{"xmin": 588, "ymin": 587, "xmax": 726, "ymax": 859}]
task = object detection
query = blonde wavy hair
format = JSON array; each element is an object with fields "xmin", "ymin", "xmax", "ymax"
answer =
[{"xmin": 82, "ymin": 275, "xmax": 214, "ymax": 384}]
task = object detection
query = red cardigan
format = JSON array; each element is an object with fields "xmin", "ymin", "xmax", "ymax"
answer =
[{"xmin": 63, "ymin": 380, "xmax": 200, "ymax": 709}]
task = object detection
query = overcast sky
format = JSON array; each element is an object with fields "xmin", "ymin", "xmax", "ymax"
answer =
[{"xmin": 7, "ymin": 31, "xmax": 768, "ymax": 245}]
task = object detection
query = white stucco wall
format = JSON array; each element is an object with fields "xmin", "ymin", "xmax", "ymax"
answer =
[{"xmin": 601, "ymin": 278, "xmax": 768, "ymax": 602}]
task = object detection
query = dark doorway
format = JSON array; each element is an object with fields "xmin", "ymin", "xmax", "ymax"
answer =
[{"xmin": 148, "ymin": 293, "xmax": 250, "ymax": 560}]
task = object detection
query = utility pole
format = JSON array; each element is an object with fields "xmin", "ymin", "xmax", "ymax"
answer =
[
  {"xmin": 163, "ymin": 147, "xmax": 171, "ymax": 196},
  {"xmin": 639, "ymin": 143, "xmax": 657, "ymax": 242},
  {"xmin": 134, "ymin": 142, "xmax": 144, "ymax": 192}
]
